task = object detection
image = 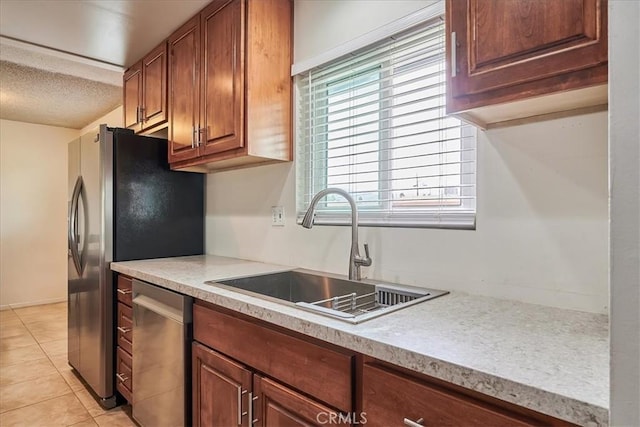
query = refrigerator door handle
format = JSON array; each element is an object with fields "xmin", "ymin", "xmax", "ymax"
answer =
[{"xmin": 68, "ymin": 176, "xmax": 83, "ymax": 275}]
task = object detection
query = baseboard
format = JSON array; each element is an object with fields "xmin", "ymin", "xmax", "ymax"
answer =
[
  {"xmin": 0, "ymin": 304, "xmax": 11, "ymax": 311},
  {"xmin": 6, "ymin": 296, "xmax": 67, "ymax": 310}
]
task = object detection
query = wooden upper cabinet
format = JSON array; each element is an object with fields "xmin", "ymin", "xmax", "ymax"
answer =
[
  {"xmin": 446, "ymin": 0, "xmax": 608, "ymax": 128},
  {"xmin": 168, "ymin": 16, "xmax": 201, "ymax": 163},
  {"xmin": 141, "ymin": 43, "xmax": 168, "ymax": 130},
  {"xmin": 167, "ymin": 0, "xmax": 292, "ymax": 172},
  {"xmin": 123, "ymin": 42, "xmax": 168, "ymax": 133},
  {"xmin": 200, "ymin": 0, "xmax": 245, "ymax": 156},
  {"xmin": 123, "ymin": 64, "xmax": 142, "ymax": 130}
]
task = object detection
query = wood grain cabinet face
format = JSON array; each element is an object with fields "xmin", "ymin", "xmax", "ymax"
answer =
[
  {"xmin": 192, "ymin": 342, "xmax": 252, "ymax": 427},
  {"xmin": 254, "ymin": 375, "xmax": 349, "ymax": 427},
  {"xmin": 168, "ymin": 16, "xmax": 201, "ymax": 163},
  {"xmin": 361, "ymin": 363, "xmax": 572, "ymax": 427},
  {"xmin": 200, "ymin": 0, "xmax": 245, "ymax": 156},
  {"xmin": 141, "ymin": 43, "xmax": 168, "ymax": 130},
  {"xmin": 446, "ymin": 0, "xmax": 608, "ymax": 124},
  {"xmin": 192, "ymin": 342, "xmax": 348, "ymax": 427},
  {"xmin": 123, "ymin": 43, "xmax": 168, "ymax": 133},
  {"xmin": 167, "ymin": 0, "xmax": 292, "ymax": 172},
  {"xmin": 123, "ymin": 64, "xmax": 142, "ymax": 131},
  {"xmin": 115, "ymin": 274, "xmax": 134, "ymax": 403},
  {"xmin": 116, "ymin": 347, "xmax": 133, "ymax": 402},
  {"xmin": 193, "ymin": 302, "xmax": 353, "ymax": 412}
]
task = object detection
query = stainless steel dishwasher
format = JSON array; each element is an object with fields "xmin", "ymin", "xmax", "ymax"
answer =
[{"xmin": 132, "ymin": 279, "xmax": 192, "ymax": 427}]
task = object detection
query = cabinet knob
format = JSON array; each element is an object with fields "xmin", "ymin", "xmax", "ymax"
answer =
[
  {"xmin": 117, "ymin": 288, "xmax": 132, "ymax": 295},
  {"xmin": 117, "ymin": 326, "xmax": 131, "ymax": 334},
  {"xmin": 116, "ymin": 373, "xmax": 129, "ymax": 383}
]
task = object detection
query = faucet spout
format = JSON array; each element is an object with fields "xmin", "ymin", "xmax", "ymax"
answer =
[{"xmin": 301, "ymin": 188, "xmax": 372, "ymax": 280}]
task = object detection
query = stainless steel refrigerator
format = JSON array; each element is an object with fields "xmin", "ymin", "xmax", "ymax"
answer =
[{"xmin": 67, "ymin": 125, "xmax": 203, "ymax": 408}]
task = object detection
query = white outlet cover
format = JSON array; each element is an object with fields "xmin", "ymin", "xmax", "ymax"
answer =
[{"xmin": 271, "ymin": 206, "xmax": 285, "ymax": 226}]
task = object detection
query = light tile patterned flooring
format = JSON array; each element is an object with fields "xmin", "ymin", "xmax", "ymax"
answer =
[{"xmin": 0, "ymin": 302, "xmax": 136, "ymax": 426}]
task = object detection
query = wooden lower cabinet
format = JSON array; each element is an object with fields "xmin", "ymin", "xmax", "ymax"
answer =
[
  {"xmin": 191, "ymin": 301, "xmax": 574, "ymax": 426},
  {"xmin": 192, "ymin": 342, "xmax": 251, "ymax": 427},
  {"xmin": 115, "ymin": 274, "xmax": 134, "ymax": 403},
  {"xmin": 255, "ymin": 375, "xmax": 350, "ymax": 427},
  {"xmin": 361, "ymin": 362, "xmax": 574, "ymax": 427},
  {"xmin": 116, "ymin": 347, "xmax": 133, "ymax": 403},
  {"xmin": 193, "ymin": 302, "xmax": 353, "ymax": 412},
  {"xmin": 192, "ymin": 342, "xmax": 347, "ymax": 427}
]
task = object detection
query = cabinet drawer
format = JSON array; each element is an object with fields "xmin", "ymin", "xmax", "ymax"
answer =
[
  {"xmin": 255, "ymin": 375, "xmax": 351, "ymax": 426},
  {"xmin": 117, "ymin": 275, "xmax": 133, "ymax": 306},
  {"xmin": 117, "ymin": 303, "xmax": 133, "ymax": 355},
  {"xmin": 362, "ymin": 363, "xmax": 558, "ymax": 427},
  {"xmin": 116, "ymin": 347, "xmax": 133, "ymax": 402},
  {"xmin": 194, "ymin": 303, "xmax": 353, "ymax": 412}
]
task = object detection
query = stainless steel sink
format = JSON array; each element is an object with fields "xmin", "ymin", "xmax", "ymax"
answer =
[{"xmin": 205, "ymin": 269, "xmax": 448, "ymax": 324}]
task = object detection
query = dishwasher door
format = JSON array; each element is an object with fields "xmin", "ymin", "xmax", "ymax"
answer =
[{"xmin": 132, "ymin": 279, "xmax": 192, "ymax": 427}]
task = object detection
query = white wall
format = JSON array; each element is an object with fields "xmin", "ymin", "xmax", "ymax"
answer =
[
  {"xmin": 206, "ymin": 112, "xmax": 608, "ymax": 313},
  {"xmin": 294, "ymin": 0, "xmax": 436, "ymax": 63},
  {"xmin": 204, "ymin": 0, "xmax": 609, "ymax": 314},
  {"xmin": 0, "ymin": 106, "xmax": 122, "ymax": 309},
  {"xmin": 80, "ymin": 105, "xmax": 123, "ymax": 133},
  {"xmin": 0, "ymin": 120, "xmax": 79, "ymax": 308},
  {"xmin": 609, "ymin": 1, "xmax": 640, "ymax": 425}
]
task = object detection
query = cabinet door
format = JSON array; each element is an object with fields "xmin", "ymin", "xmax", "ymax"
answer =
[
  {"xmin": 168, "ymin": 16, "xmax": 201, "ymax": 163},
  {"xmin": 141, "ymin": 42, "xmax": 167, "ymax": 131},
  {"xmin": 193, "ymin": 342, "xmax": 252, "ymax": 427},
  {"xmin": 254, "ymin": 375, "xmax": 349, "ymax": 427},
  {"xmin": 200, "ymin": 0, "xmax": 245, "ymax": 156},
  {"xmin": 447, "ymin": 0, "xmax": 607, "ymax": 110},
  {"xmin": 123, "ymin": 63, "xmax": 142, "ymax": 131},
  {"xmin": 362, "ymin": 363, "xmax": 543, "ymax": 427}
]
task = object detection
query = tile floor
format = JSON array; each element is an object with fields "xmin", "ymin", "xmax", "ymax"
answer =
[{"xmin": 0, "ymin": 302, "xmax": 137, "ymax": 426}]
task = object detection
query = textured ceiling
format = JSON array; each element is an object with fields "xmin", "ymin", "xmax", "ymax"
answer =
[{"xmin": 0, "ymin": 61, "xmax": 121, "ymax": 129}]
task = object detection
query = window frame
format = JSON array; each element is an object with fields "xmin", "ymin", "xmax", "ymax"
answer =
[{"xmin": 294, "ymin": 4, "xmax": 476, "ymax": 230}]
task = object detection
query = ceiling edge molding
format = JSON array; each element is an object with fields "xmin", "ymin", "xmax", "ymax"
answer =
[{"xmin": 0, "ymin": 36, "xmax": 123, "ymax": 87}]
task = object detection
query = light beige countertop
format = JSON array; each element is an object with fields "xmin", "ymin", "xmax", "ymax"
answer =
[{"xmin": 111, "ymin": 255, "xmax": 609, "ymax": 426}]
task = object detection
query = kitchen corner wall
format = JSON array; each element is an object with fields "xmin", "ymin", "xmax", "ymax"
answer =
[
  {"xmin": 0, "ymin": 107, "xmax": 122, "ymax": 309},
  {"xmin": 0, "ymin": 119, "xmax": 79, "ymax": 308},
  {"xmin": 205, "ymin": 0, "xmax": 609, "ymax": 314},
  {"xmin": 81, "ymin": 106, "xmax": 123, "ymax": 134}
]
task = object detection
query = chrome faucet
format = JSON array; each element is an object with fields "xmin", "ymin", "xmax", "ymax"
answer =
[{"xmin": 301, "ymin": 188, "xmax": 372, "ymax": 281}]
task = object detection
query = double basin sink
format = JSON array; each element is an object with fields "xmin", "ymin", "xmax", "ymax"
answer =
[{"xmin": 206, "ymin": 269, "xmax": 448, "ymax": 324}]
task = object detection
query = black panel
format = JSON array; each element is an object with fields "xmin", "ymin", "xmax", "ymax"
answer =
[{"xmin": 113, "ymin": 128, "xmax": 204, "ymax": 261}]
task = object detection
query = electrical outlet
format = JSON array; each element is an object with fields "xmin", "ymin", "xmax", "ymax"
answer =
[{"xmin": 271, "ymin": 206, "xmax": 285, "ymax": 226}]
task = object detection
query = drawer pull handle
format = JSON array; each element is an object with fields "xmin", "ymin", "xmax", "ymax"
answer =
[
  {"xmin": 450, "ymin": 31, "xmax": 457, "ymax": 77},
  {"xmin": 117, "ymin": 326, "xmax": 131, "ymax": 333},
  {"xmin": 404, "ymin": 418, "xmax": 424, "ymax": 427},
  {"xmin": 116, "ymin": 373, "xmax": 129, "ymax": 383},
  {"xmin": 117, "ymin": 289, "xmax": 132, "ymax": 295}
]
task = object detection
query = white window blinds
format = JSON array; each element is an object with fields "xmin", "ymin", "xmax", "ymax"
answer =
[{"xmin": 295, "ymin": 16, "xmax": 476, "ymax": 229}]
